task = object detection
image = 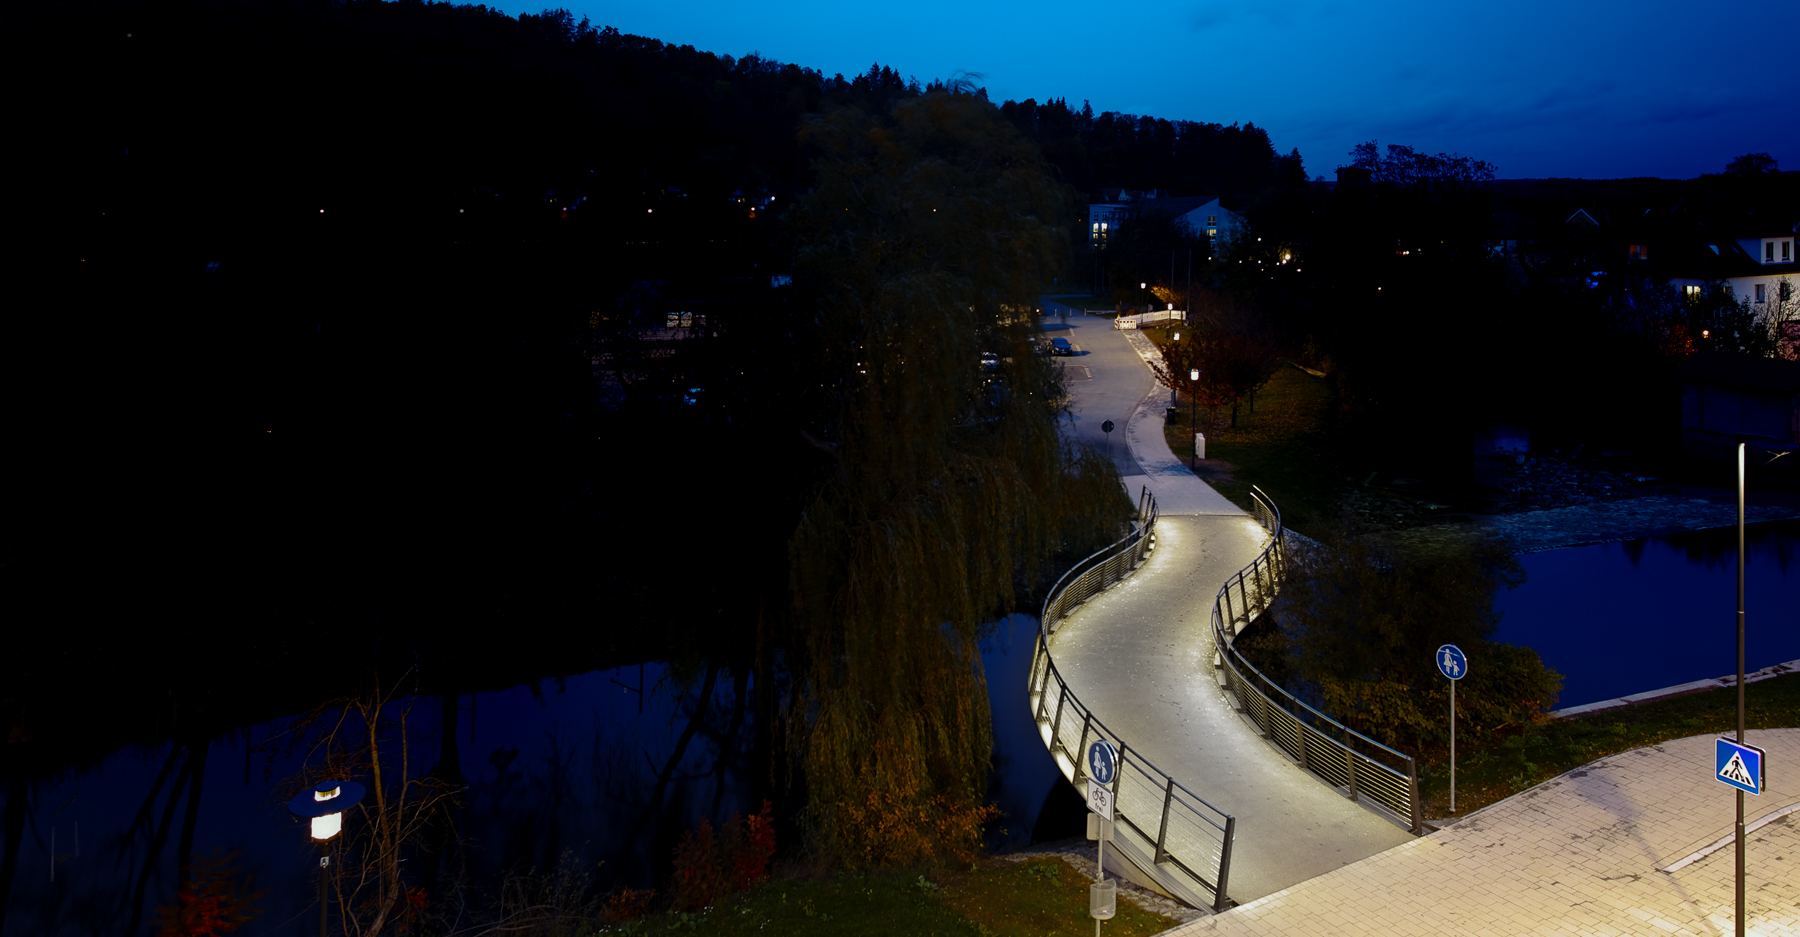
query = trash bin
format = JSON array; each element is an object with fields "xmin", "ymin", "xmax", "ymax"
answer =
[{"xmin": 1196, "ymin": 433, "xmax": 1206, "ymax": 460}]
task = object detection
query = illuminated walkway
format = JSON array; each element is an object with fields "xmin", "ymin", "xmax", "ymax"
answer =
[{"xmin": 1039, "ymin": 308, "xmax": 1415, "ymax": 903}]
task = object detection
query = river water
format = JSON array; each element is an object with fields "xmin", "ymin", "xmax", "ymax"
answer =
[
  {"xmin": 1492, "ymin": 518, "xmax": 1800, "ymax": 709},
  {"xmin": 0, "ymin": 616, "xmax": 1062, "ymax": 935}
]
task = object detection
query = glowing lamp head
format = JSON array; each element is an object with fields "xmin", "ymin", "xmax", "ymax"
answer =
[
  {"xmin": 311, "ymin": 812, "xmax": 342, "ymax": 841},
  {"xmin": 1190, "ymin": 368, "xmax": 1200, "ymax": 381},
  {"xmin": 288, "ymin": 780, "xmax": 366, "ymax": 843},
  {"xmin": 1173, "ymin": 332, "xmax": 1180, "ymax": 341}
]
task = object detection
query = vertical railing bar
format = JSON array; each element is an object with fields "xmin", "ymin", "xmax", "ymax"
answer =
[
  {"xmin": 1213, "ymin": 815, "xmax": 1235, "ymax": 912},
  {"xmin": 1408, "ymin": 757, "xmax": 1423, "ymax": 835},
  {"xmin": 1154, "ymin": 775, "xmax": 1175, "ymax": 864},
  {"xmin": 1073, "ymin": 713, "xmax": 1092, "ymax": 783}
]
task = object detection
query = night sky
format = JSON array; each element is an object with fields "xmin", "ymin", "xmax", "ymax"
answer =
[{"xmin": 498, "ymin": 0, "xmax": 1798, "ymax": 181}]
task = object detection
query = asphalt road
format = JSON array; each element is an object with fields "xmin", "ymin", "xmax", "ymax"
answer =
[{"xmin": 1039, "ymin": 301, "xmax": 1155, "ymax": 477}]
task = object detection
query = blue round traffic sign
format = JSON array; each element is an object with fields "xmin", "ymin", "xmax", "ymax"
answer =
[
  {"xmin": 1087, "ymin": 740, "xmax": 1119, "ymax": 785},
  {"xmin": 1436, "ymin": 644, "xmax": 1468, "ymax": 681}
]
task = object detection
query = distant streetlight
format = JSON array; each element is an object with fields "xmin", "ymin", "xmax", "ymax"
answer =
[
  {"xmin": 289, "ymin": 780, "xmax": 367, "ymax": 937},
  {"xmin": 1730, "ymin": 435, "xmax": 1796, "ymax": 937}
]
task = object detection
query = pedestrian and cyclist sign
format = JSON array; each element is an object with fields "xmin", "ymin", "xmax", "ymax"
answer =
[
  {"xmin": 1087, "ymin": 740, "xmax": 1119, "ymax": 784},
  {"xmin": 1436, "ymin": 644, "xmax": 1467, "ymax": 681},
  {"xmin": 1716, "ymin": 739, "xmax": 1765, "ymax": 796},
  {"xmin": 1086, "ymin": 740, "xmax": 1119, "ymax": 821}
]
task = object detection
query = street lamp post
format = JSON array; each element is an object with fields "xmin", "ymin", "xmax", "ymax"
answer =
[
  {"xmin": 289, "ymin": 780, "xmax": 367, "ymax": 937},
  {"xmin": 1732, "ymin": 434, "xmax": 1796, "ymax": 937},
  {"xmin": 1189, "ymin": 368, "xmax": 1201, "ymax": 468}
]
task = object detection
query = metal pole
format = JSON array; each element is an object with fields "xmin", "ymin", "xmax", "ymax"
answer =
[
  {"xmin": 319, "ymin": 851, "xmax": 329, "ymax": 937},
  {"xmin": 1736, "ymin": 441, "xmax": 1746, "ymax": 937},
  {"xmin": 1189, "ymin": 379, "xmax": 1196, "ymax": 469},
  {"xmin": 1449, "ymin": 680, "xmax": 1457, "ymax": 814}
]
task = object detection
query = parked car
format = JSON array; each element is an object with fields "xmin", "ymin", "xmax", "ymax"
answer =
[{"xmin": 1050, "ymin": 337, "xmax": 1074, "ymax": 356}]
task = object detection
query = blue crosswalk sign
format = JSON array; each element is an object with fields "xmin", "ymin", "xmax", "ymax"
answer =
[
  {"xmin": 1436, "ymin": 644, "xmax": 1467, "ymax": 681},
  {"xmin": 1087, "ymin": 740, "xmax": 1119, "ymax": 785},
  {"xmin": 1716, "ymin": 739, "xmax": 1765, "ymax": 795}
]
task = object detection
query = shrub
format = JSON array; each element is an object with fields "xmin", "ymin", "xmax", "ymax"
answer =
[{"xmin": 670, "ymin": 800, "xmax": 777, "ymax": 911}]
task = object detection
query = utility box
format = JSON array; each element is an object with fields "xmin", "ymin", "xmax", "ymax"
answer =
[
  {"xmin": 1090, "ymin": 880, "xmax": 1117, "ymax": 920},
  {"xmin": 1196, "ymin": 433, "xmax": 1206, "ymax": 460},
  {"xmin": 1086, "ymin": 815, "xmax": 1114, "ymax": 841}
]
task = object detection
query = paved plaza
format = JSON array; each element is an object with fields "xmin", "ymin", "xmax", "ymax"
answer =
[{"xmin": 1165, "ymin": 729, "xmax": 1800, "ymax": 936}]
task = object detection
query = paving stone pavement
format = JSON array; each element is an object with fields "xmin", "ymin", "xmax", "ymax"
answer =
[{"xmin": 1163, "ymin": 729, "xmax": 1800, "ymax": 936}]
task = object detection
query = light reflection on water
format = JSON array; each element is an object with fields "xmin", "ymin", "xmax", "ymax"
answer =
[{"xmin": 1492, "ymin": 519, "xmax": 1800, "ymax": 709}]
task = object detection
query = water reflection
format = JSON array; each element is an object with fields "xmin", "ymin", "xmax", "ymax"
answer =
[
  {"xmin": 2, "ymin": 616, "xmax": 1061, "ymax": 934},
  {"xmin": 1493, "ymin": 519, "xmax": 1800, "ymax": 708}
]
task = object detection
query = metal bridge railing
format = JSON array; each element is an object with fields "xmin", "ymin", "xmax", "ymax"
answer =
[
  {"xmin": 1027, "ymin": 487, "xmax": 1239, "ymax": 912},
  {"xmin": 1213, "ymin": 487, "xmax": 1425, "ymax": 835}
]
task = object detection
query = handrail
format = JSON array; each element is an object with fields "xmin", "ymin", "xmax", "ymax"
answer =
[
  {"xmin": 1028, "ymin": 487, "xmax": 1240, "ymax": 912},
  {"xmin": 1212, "ymin": 487, "xmax": 1424, "ymax": 835}
]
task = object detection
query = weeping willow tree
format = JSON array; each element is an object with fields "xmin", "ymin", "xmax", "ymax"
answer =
[{"xmin": 779, "ymin": 91, "xmax": 1131, "ymax": 866}]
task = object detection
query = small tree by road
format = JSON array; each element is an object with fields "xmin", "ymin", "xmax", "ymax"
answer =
[{"xmin": 1149, "ymin": 293, "xmax": 1281, "ymax": 429}]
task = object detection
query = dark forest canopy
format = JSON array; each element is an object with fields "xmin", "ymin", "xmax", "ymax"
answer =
[{"xmin": 997, "ymin": 96, "xmax": 1305, "ymax": 200}]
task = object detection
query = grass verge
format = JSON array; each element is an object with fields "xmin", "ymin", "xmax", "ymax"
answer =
[
  {"xmin": 1416, "ymin": 674, "xmax": 1800, "ymax": 819},
  {"xmin": 596, "ymin": 857, "xmax": 1179, "ymax": 936}
]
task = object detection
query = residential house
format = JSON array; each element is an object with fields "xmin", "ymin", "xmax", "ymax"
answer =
[
  {"xmin": 1087, "ymin": 190, "xmax": 1244, "ymax": 254},
  {"xmin": 1665, "ymin": 228, "xmax": 1798, "ymax": 309}
]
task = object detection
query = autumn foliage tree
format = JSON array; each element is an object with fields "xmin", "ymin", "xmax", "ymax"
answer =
[
  {"xmin": 1150, "ymin": 292, "xmax": 1282, "ymax": 429},
  {"xmin": 780, "ymin": 90, "xmax": 1130, "ymax": 866}
]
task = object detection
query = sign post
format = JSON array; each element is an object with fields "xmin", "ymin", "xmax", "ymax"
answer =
[
  {"xmin": 1085, "ymin": 740, "xmax": 1120, "ymax": 937},
  {"xmin": 1436, "ymin": 644, "xmax": 1468, "ymax": 813},
  {"xmin": 1101, "ymin": 420, "xmax": 1115, "ymax": 457}
]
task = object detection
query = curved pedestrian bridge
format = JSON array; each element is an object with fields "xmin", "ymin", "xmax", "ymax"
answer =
[
  {"xmin": 1032, "ymin": 507, "xmax": 1414, "ymax": 907},
  {"xmin": 1032, "ymin": 308, "xmax": 1417, "ymax": 909}
]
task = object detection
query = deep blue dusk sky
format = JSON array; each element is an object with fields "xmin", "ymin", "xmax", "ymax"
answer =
[{"xmin": 498, "ymin": 0, "xmax": 1797, "ymax": 181}]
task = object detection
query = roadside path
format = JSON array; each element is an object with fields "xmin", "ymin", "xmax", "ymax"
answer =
[
  {"xmin": 1040, "ymin": 309, "xmax": 1415, "ymax": 903},
  {"xmin": 1166, "ymin": 729, "xmax": 1800, "ymax": 936}
]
